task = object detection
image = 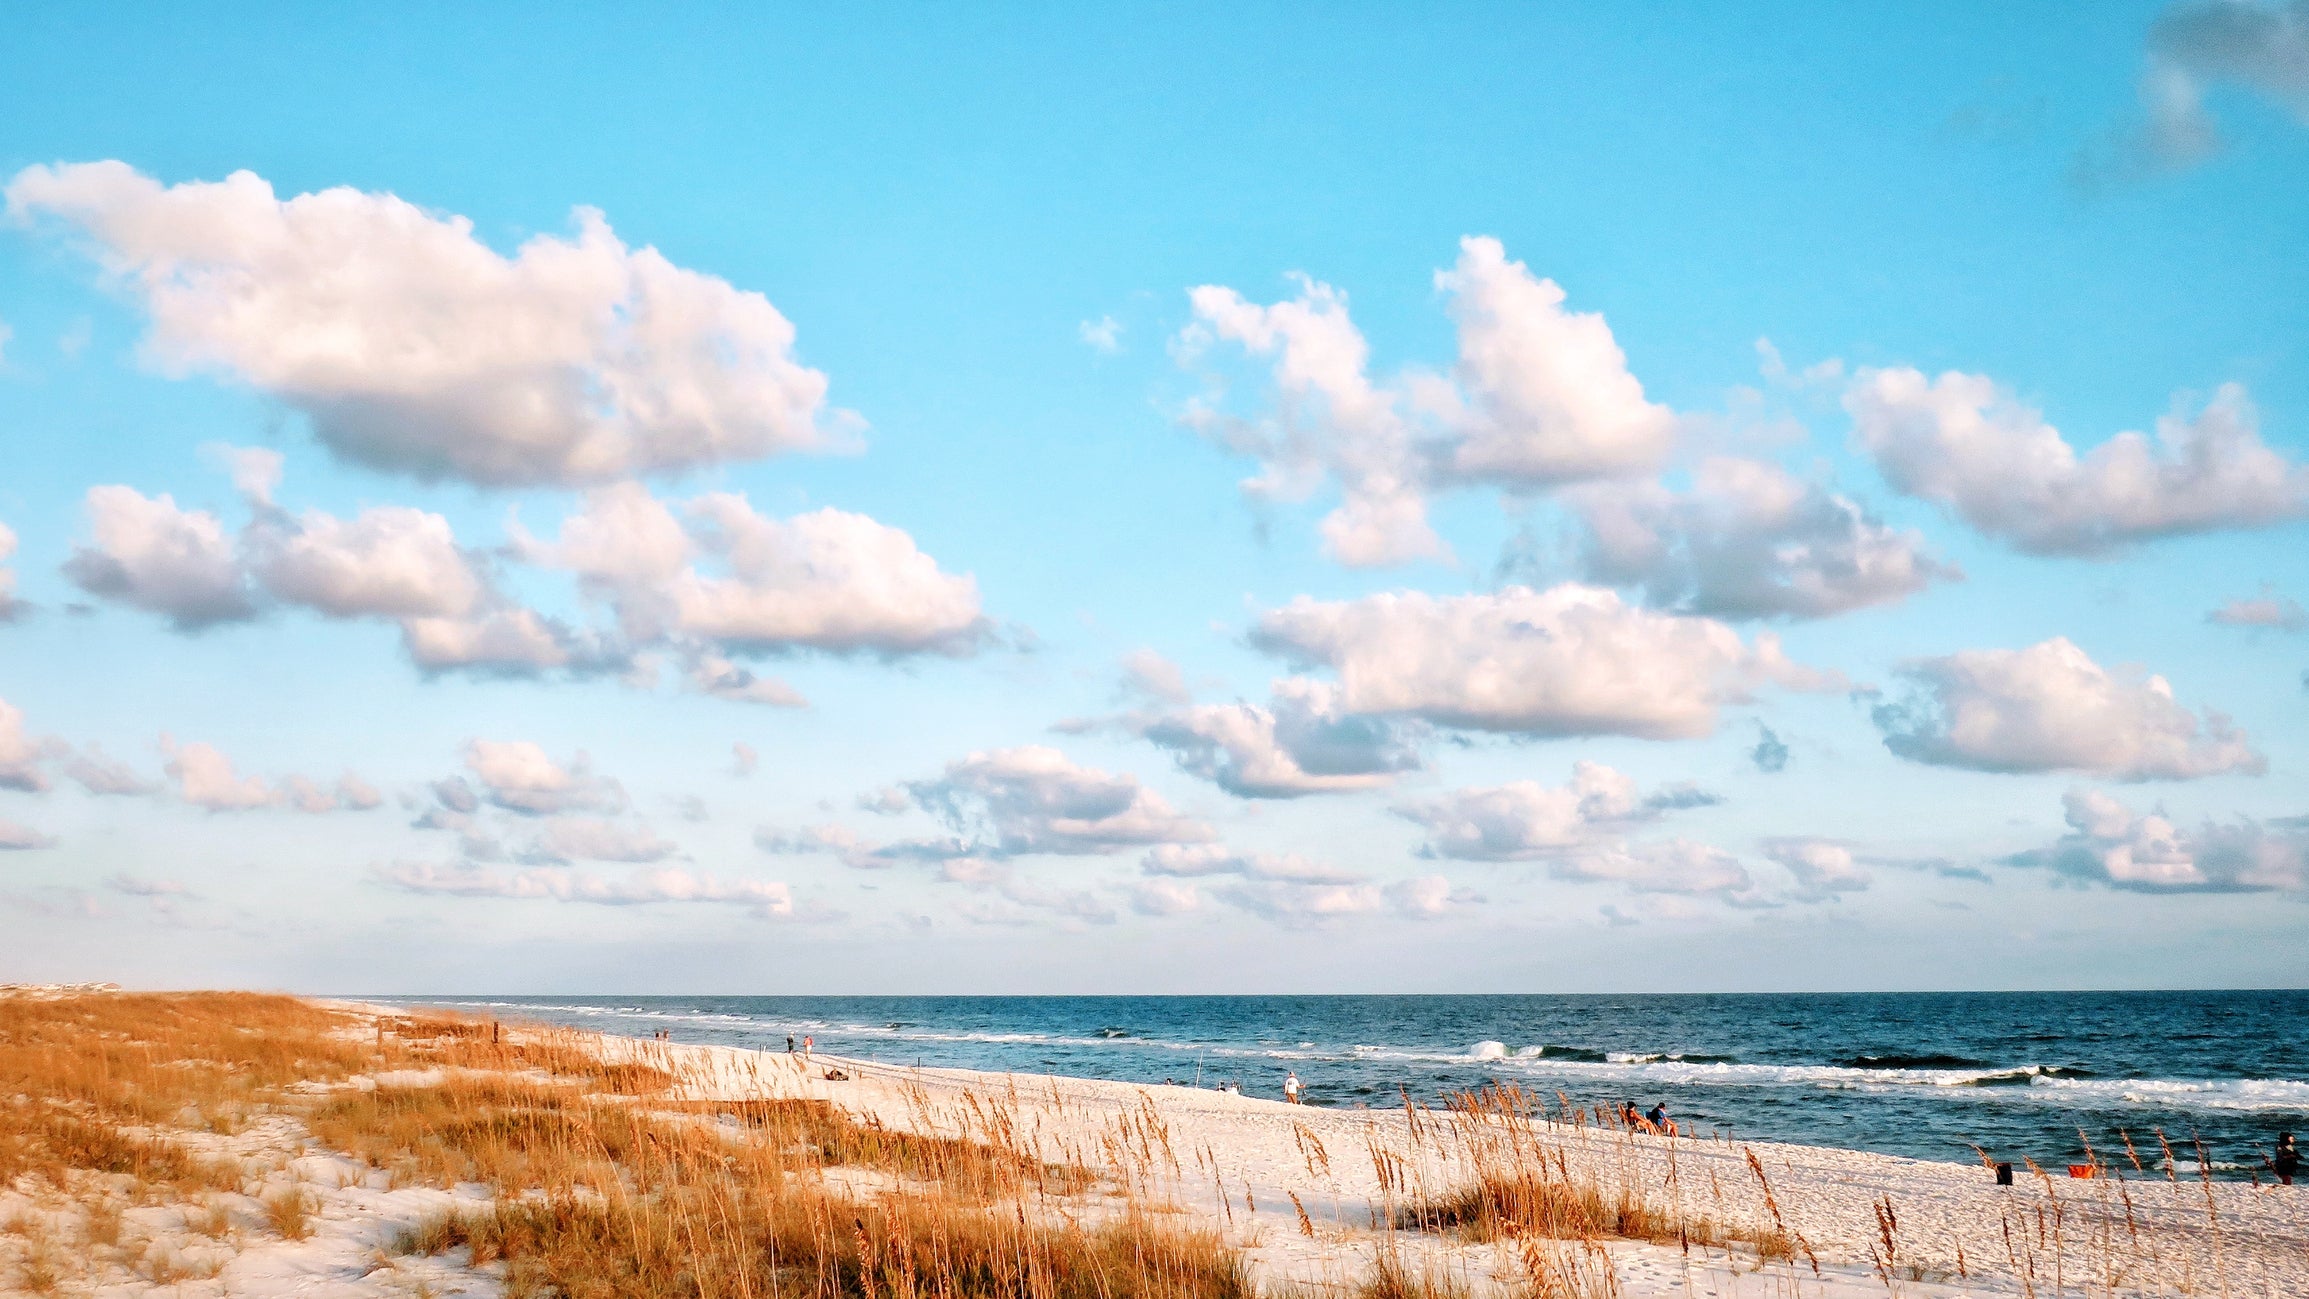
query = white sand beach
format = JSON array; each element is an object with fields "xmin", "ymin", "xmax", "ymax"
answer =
[{"xmin": 4, "ymin": 999, "xmax": 2301, "ymax": 1299}]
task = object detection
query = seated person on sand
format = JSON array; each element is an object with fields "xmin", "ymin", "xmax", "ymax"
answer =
[{"xmin": 1645, "ymin": 1102, "xmax": 1675, "ymax": 1136}]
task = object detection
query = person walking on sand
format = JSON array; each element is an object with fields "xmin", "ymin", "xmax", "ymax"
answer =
[
  {"xmin": 1284, "ymin": 1071, "xmax": 1302, "ymax": 1105},
  {"xmin": 2276, "ymin": 1133, "xmax": 2299, "ymax": 1186}
]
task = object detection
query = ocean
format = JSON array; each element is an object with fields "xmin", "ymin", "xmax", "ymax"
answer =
[{"xmin": 378, "ymin": 991, "xmax": 2309, "ymax": 1177}]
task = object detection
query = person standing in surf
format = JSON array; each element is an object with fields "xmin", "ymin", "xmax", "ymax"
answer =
[
  {"xmin": 1283, "ymin": 1071, "xmax": 1302, "ymax": 1105},
  {"xmin": 2276, "ymin": 1133, "xmax": 2299, "ymax": 1186}
]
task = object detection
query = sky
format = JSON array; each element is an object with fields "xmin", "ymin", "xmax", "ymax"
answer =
[{"xmin": 1, "ymin": 2, "xmax": 2306, "ymax": 994}]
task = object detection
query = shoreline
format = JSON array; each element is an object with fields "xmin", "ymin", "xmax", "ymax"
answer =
[
  {"xmin": 4, "ymin": 989, "xmax": 2300, "ymax": 1298},
  {"xmin": 565, "ymin": 1010, "xmax": 2308, "ymax": 1298}
]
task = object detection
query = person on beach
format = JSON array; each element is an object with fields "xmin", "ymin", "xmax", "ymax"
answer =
[
  {"xmin": 1621, "ymin": 1101, "xmax": 1640, "ymax": 1129},
  {"xmin": 786, "ymin": 1034, "xmax": 795, "ymax": 1054},
  {"xmin": 1284, "ymin": 1071, "xmax": 1302, "ymax": 1104},
  {"xmin": 2277, "ymin": 1133, "xmax": 2299, "ymax": 1186},
  {"xmin": 1646, "ymin": 1102, "xmax": 1674, "ymax": 1136}
]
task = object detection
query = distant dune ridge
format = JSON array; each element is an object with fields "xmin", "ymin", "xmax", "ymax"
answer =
[{"xmin": 0, "ymin": 989, "xmax": 2300, "ymax": 1297}]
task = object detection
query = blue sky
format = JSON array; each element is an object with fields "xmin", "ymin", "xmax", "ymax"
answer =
[{"xmin": 1, "ymin": 2, "xmax": 2305, "ymax": 993}]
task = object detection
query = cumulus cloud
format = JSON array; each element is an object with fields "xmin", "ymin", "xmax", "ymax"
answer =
[
  {"xmin": 2208, "ymin": 589, "xmax": 2306, "ymax": 631},
  {"xmin": 1570, "ymin": 457, "xmax": 1957, "ymax": 618},
  {"xmin": 532, "ymin": 483, "xmax": 986, "ymax": 659},
  {"xmin": 8, "ymin": 161, "xmax": 840, "ymax": 486},
  {"xmin": 157, "ymin": 738, "xmax": 376, "ymax": 814},
  {"xmin": 907, "ymin": 746, "xmax": 1212, "ymax": 857},
  {"xmin": 682, "ymin": 649, "xmax": 806, "ymax": 707},
  {"xmin": 0, "ymin": 698, "xmax": 56, "ymax": 792},
  {"xmin": 1185, "ymin": 272, "xmax": 1441, "ymax": 566},
  {"xmin": 1251, "ymin": 584, "xmax": 1831, "ymax": 740},
  {"xmin": 160, "ymin": 739, "xmax": 272, "ymax": 811},
  {"xmin": 1873, "ymin": 637, "xmax": 2263, "ymax": 780},
  {"xmin": 247, "ymin": 503, "xmax": 483, "ymax": 619},
  {"xmin": 1141, "ymin": 842, "xmax": 1366, "ymax": 884},
  {"xmin": 0, "ymin": 818, "xmax": 55, "ymax": 850},
  {"xmin": 65, "ymin": 468, "xmax": 590, "ymax": 677},
  {"xmin": 1079, "ymin": 316, "xmax": 1123, "ymax": 354},
  {"xmin": 62, "ymin": 744, "xmax": 157, "ymax": 796},
  {"xmin": 1555, "ymin": 838, "xmax": 1755, "ymax": 896},
  {"xmin": 2008, "ymin": 789, "xmax": 2308, "ymax": 892},
  {"xmin": 1847, "ymin": 370, "xmax": 2307, "ymax": 554},
  {"xmin": 1430, "ymin": 236, "xmax": 1678, "ymax": 489},
  {"xmin": 460, "ymin": 739, "xmax": 626, "ymax": 816},
  {"xmin": 1396, "ymin": 763, "xmax": 1708, "ymax": 861},
  {"xmin": 1181, "ymin": 237, "xmax": 1671, "ymax": 567},
  {"xmin": 1119, "ymin": 649, "xmax": 1191, "ymax": 705},
  {"xmin": 379, "ymin": 861, "xmax": 794, "ymax": 915},
  {"xmin": 2083, "ymin": 0, "xmax": 2309, "ymax": 181},
  {"xmin": 1211, "ymin": 878, "xmax": 1385, "ymax": 925},
  {"xmin": 1132, "ymin": 678, "xmax": 1421, "ymax": 797},
  {"xmin": 1135, "ymin": 843, "xmax": 1473, "ymax": 925},
  {"xmin": 62, "ymin": 486, "xmax": 256, "ymax": 630},
  {"xmin": 0, "ymin": 521, "xmax": 23, "ymax": 622},
  {"xmin": 1762, "ymin": 837, "xmax": 1873, "ymax": 897}
]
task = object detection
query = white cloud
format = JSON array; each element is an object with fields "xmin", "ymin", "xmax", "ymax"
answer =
[
  {"xmin": 1384, "ymin": 874, "xmax": 1479, "ymax": 918},
  {"xmin": 156, "ymin": 738, "xmax": 376, "ymax": 815},
  {"xmin": 1079, "ymin": 315, "xmax": 1123, "ymax": 353},
  {"xmin": 1186, "ymin": 273, "xmax": 1441, "ymax": 566},
  {"xmin": 907, "ymin": 746, "xmax": 1212, "ymax": 857},
  {"xmin": 0, "ymin": 817, "xmax": 55, "ymax": 850},
  {"xmin": 161, "ymin": 738, "xmax": 274, "ymax": 811},
  {"xmin": 2008, "ymin": 790, "xmax": 2308, "ymax": 892},
  {"xmin": 460, "ymin": 739, "xmax": 626, "ymax": 816},
  {"xmin": 1761, "ymin": 837, "xmax": 1873, "ymax": 897},
  {"xmin": 1208, "ymin": 878, "xmax": 1392, "ymax": 926},
  {"xmin": 8, "ymin": 161, "xmax": 840, "ymax": 486},
  {"xmin": 0, "ymin": 697, "xmax": 54, "ymax": 792},
  {"xmin": 2208, "ymin": 589, "xmax": 2306, "ymax": 631},
  {"xmin": 1141, "ymin": 843, "xmax": 1366, "ymax": 884},
  {"xmin": 683, "ymin": 649, "xmax": 806, "ymax": 707},
  {"xmin": 1181, "ymin": 237, "xmax": 1672, "ymax": 567},
  {"xmin": 1557, "ymin": 838, "xmax": 1755, "ymax": 896},
  {"xmin": 1397, "ymin": 762, "xmax": 1709, "ymax": 861},
  {"xmin": 1874, "ymin": 637, "xmax": 2263, "ymax": 780},
  {"xmin": 63, "ymin": 486, "xmax": 256, "ymax": 629},
  {"xmin": 282, "ymin": 773, "xmax": 383, "ymax": 814},
  {"xmin": 1133, "ymin": 678, "xmax": 1420, "ymax": 797},
  {"xmin": 1251, "ymin": 583, "xmax": 1830, "ymax": 739},
  {"xmin": 534, "ymin": 483, "xmax": 986, "ymax": 658},
  {"xmin": 62, "ymin": 744, "xmax": 156, "ymax": 796},
  {"xmin": 1431, "ymin": 236, "xmax": 1676, "ymax": 489},
  {"xmin": 248, "ymin": 503, "xmax": 483, "ymax": 619},
  {"xmin": 400, "ymin": 606, "xmax": 577, "ymax": 675},
  {"xmin": 731, "ymin": 741, "xmax": 759, "ymax": 777},
  {"xmin": 0, "ymin": 521, "xmax": 23, "ymax": 621},
  {"xmin": 380, "ymin": 861, "xmax": 794, "ymax": 914},
  {"xmin": 1846, "ymin": 369, "xmax": 2307, "ymax": 554},
  {"xmin": 529, "ymin": 817, "xmax": 680, "ymax": 864},
  {"xmin": 1570, "ymin": 457, "xmax": 1957, "ymax": 618},
  {"xmin": 1119, "ymin": 648, "xmax": 1191, "ymax": 704}
]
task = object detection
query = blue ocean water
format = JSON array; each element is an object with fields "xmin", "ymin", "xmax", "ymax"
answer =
[{"xmin": 381, "ymin": 991, "xmax": 2309, "ymax": 1177}]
